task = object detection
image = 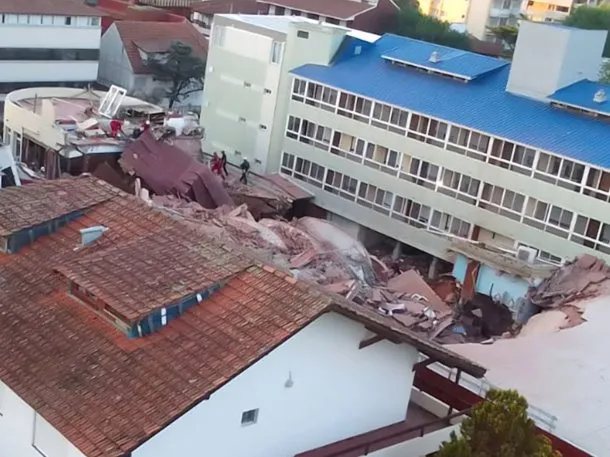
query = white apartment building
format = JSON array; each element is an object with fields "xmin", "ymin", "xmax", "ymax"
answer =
[
  {"xmin": 0, "ymin": 0, "xmax": 102, "ymax": 97},
  {"xmin": 419, "ymin": 0, "xmax": 471, "ymax": 23},
  {"xmin": 465, "ymin": 0, "xmax": 522, "ymax": 41},
  {"xmin": 204, "ymin": 17, "xmax": 610, "ymax": 269},
  {"xmin": 522, "ymin": 0, "xmax": 608, "ymax": 23},
  {"xmin": 201, "ymin": 15, "xmax": 378, "ymax": 173}
]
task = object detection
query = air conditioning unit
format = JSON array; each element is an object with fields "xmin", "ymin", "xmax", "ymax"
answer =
[{"xmin": 516, "ymin": 246, "xmax": 537, "ymax": 263}]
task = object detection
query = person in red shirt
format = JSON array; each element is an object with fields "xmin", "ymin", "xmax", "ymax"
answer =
[{"xmin": 210, "ymin": 152, "xmax": 223, "ymax": 178}]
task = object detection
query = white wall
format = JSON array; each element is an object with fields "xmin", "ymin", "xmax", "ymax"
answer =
[
  {"xmin": 465, "ymin": 0, "xmax": 493, "ymax": 40},
  {"xmin": 0, "ymin": 62, "xmax": 98, "ymax": 83},
  {"xmin": 134, "ymin": 312, "xmax": 419, "ymax": 457},
  {"xmin": 371, "ymin": 425, "xmax": 460, "ymax": 457},
  {"xmin": 0, "ymin": 25, "xmax": 101, "ymax": 50},
  {"xmin": 98, "ymin": 25, "xmax": 135, "ymax": 90},
  {"xmin": 0, "ymin": 381, "xmax": 86, "ymax": 457}
]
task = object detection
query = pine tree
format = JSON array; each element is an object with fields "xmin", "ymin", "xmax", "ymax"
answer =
[{"xmin": 437, "ymin": 389, "xmax": 561, "ymax": 457}]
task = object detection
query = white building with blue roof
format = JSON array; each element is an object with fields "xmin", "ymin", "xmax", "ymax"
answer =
[{"xmin": 203, "ymin": 16, "xmax": 610, "ymax": 268}]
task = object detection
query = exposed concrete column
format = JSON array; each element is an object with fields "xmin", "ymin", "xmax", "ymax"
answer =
[
  {"xmin": 391, "ymin": 241, "xmax": 402, "ymax": 260},
  {"xmin": 428, "ymin": 256, "xmax": 440, "ymax": 280}
]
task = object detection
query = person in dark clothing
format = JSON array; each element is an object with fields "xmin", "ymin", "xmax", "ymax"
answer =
[
  {"xmin": 220, "ymin": 150, "xmax": 229, "ymax": 177},
  {"xmin": 239, "ymin": 157, "xmax": 251, "ymax": 185}
]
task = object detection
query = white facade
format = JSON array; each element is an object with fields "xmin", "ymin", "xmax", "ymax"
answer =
[
  {"xmin": 521, "ymin": 0, "xmax": 607, "ymax": 23},
  {"xmin": 507, "ymin": 22, "xmax": 606, "ymax": 99},
  {"xmin": 134, "ymin": 312, "xmax": 419, "ymax": 457},
  {"xmin": 465, "ymin": 0, "xmax": 522, "ymax": 41},
  {"xmin": 0, "ymin": 312, "xmax": 428, "ymax": 457},
  {"xmin": 0, "ymin": 381, "xmax": 86, "ymax": 457},
  {"xmin": 0, "ymin": 14, "xmax": 101, "ymax": 92}
]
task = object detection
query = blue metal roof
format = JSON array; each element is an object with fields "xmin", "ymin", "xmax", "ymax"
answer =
[
  {"xmin": 549, "ymin": 79, "xmax": 610, "ymax": 115},
  {"xmin": 291, "ymin": 34, "xmax": 610, "ymax": 169},
  {"xmin": 381, "ymin": 40, "xmax": 508, "ymax": 80}
]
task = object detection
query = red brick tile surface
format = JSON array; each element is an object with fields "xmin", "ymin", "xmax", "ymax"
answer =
[{"xmin": 0, "ymin": 177, "xmax": 483, "ymax": 457}]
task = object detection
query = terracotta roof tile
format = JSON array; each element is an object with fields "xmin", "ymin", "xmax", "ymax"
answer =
[
  {"xmin": 0, "ymin": 0, "xmax": 104, "ymax": 16},
  {"xmin": 0, "ymin": 177, "xmax": 118, "ymax": 236},
  {"xmin": 0, "ymin": 177, "xmax": 484, "ymax": 457},
  {"xmin": 191, "ymin": 0, "xmax": 266, "ymax": 14},
  {"xmin": 114, "ymin": 20, "xmax": 208, "ymax": 74},
  {"xmin": 257, "ymin": 0, "xmax": 375, "ymax": 20}
]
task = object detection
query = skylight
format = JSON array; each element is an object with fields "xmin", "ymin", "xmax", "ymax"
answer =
[{"xmin": 381, "ymin": 42, "xmax": 508, "ymax": 82}]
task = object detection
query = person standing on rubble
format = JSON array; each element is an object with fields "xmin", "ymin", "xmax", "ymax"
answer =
[
  {"xmin": 240, "ymin": 157, "xmax": 251, "ymax": 185},
  {"xmin": 220, "ymin": 150, "xmax": 229, "ymax": 178},
  {"xmin": 210, "ymin": 152, "xmax": 223, "ymax": 177}
]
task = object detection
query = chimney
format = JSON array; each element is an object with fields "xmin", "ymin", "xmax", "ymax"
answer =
[
  {"xmin": 594, "ymin": 88, "xmax": 607, "ymax": 104},
  {"xmin": 429, "ymin": 51, "xmax": 440, "ymax": 63},
  {"xmin": 80, "ymin": 226, "xmax": 108, "ymax": 246},
  {"xmin": 506, "ymin": 22, "xmax": 607, "ymax": 100}
]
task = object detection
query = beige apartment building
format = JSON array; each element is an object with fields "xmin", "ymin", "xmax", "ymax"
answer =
[
  {"xmin": 419, "ymin": 0, "xmax": 471, "ymax": 23},
  {"xmin": 522, "ymin": 0, "xmax": 607, "ymax": 23},
  {"xmin": 203, "ymin": 16, "xmax": 610, "ymax": 266},
  {"xmin": 465, "ymin": 0, "xmax": 522, "ymax": 41}
]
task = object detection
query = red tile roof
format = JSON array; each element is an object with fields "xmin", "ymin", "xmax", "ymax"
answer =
[
  {"xmin": 257, "ymin": 0, "xmax": 375, "ymax": 20},
  {"xmin": 190, "ymin": 0, "xmax": 266, "ymax": 15},
  {"xmin": 114, "ymin": 20, "xmax": 208, "ymax": 74},
  {"xmin": 0, "ymin": 177, "xmax": 484, "ymax": 457},
  {"xmin": 0, "ymin": 0, "xmax": 104, "ymax": 16}
]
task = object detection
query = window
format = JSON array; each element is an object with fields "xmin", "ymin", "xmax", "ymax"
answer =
[
  {"xmin": 324, "ymin": 170, "xmax": 358, "ymax": 200},
  {"xmin": 438, "ymin": 170, "xmax": 480, "ymax": 205},
  {"xmin": 88, "ymin": 16, "xmax": 100, "ymax": 26},
  {"xmin": 429, "ymin": 212, "xmax": 471, "ymax": 238},
  {"xmin": 65, "ymin": 16, "xmax": 72, "ymax": 25},
  {"xmin": 392, "ymin": 197, "xmax": 431, "ymax": 228},
  {"xmin": 292, "ymin": 78, "xmax": 306, "ymax": 101},
  {"xmin": 0, "ymin": 48, "xmax": 99, "ymax": 61},
  {"xmin": 572, "ymin": 216, "xmax": 610, "ymax": 254},
  {"xmin": 478, "ymin": 183, "xmax": 525, "ymax": 221},
  {"xmin": 293, "ymin": 157, "xmax": 325, "ymax": 187},
  {"xmin": 364, "ymin": 143, "xmax": 401, "ymax": 174},
  {"xmin": 489, "ymin": 140, "xmax": 535, "ymax": 175},
  {"xmin": 408, "ymin": 115, "xmax": 448, "ymax": 147},
  {"xmin": 297, "ymin": 30, "xmax": 309, "ymax": 39},
  {"xmin": 357, "ymin": 182, "xmax": 393, "ymax": 214},
  {"xmin": 338, "ymin": 93, "xmax": 371, "ymax": 123},
  {"xmin": 241, "ymin": 409, "xmax": 259, "ymax": 426},
  {"xmin": 259, "ymin": 124, "xmax": 267, "ymax": 130},
  {"xmin": 447, "ymin": 126, "xmax": 489, "ymax": 161},
  {"xmin": 286, "ymin": 115, "xmax": 301, "ymax": 139},
  {"xmin": 403, "ymin": 158, "xmax": 439, "ymax": 189},
  {"xmin": 534, "ymin": 153, "xmax": 585, "ymax": 191},
  {"xmin": 371, "ymin": 102, "xmax": 409, "ymax": 134},
  {"xmin": 305, "ymin": 83, "xmax": 337, "ymax": 111},
  {"xmin": 524, "ymin": 198, "xmax": 573, "ymax": 238},
  {"xmin": 584, "ymin": 167, "xmax": 610, "ymax": 202},
  {"xmin": 270, "ymin": 41, "xmax": 282, "ymax": 63},
  {"xmin": 331, "ymin": 132, "xmax": 365, "ymax": 163},
  {"xmin": 281, "ymin": 152, "xmax": 295, "ymax": 174}
]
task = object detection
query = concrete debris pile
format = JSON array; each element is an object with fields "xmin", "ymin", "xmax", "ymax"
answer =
[
  {"xmin": 530, "ymin": 254, "xmax": 610, "ymax": 308},
  {"xmin": 520, "ymin": 254, "xmax": 610, "ymax": 333}
]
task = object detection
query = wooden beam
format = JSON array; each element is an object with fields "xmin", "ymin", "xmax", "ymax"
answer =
[
  {"xmin": 359, "ymin": 334, "xmax": 384, "ymax": 350},
  {"xmin": 412, "ymin": 358, "xmax": 437, "ymax": 372}
]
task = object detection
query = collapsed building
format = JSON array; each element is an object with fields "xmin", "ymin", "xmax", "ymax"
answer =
[{"xmin": 2, "ymin": 85, "xmax": 202, "ymax": 181}]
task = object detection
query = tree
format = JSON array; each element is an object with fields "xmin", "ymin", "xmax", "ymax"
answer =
[
  {"xmin": 564, "ymin": 5, "xmax": 610, "ymax": 57},
  {"xmin": 145, "ymin": 41, "xmax": 206, "ymax": 109},
  {"xmin": 437, "ymin": 389, "xmax": 561, "ymax": 457},
  {"xmin": 391, "ymin": 5, "xmax": 471, "ymax": 50},
  {"xmin": 600, "ymin": 60, "xmax": 610, "ymax": 83},
  {"xmin": 486, "ymin": 24, "xmax": 519, "ymax": 53}
]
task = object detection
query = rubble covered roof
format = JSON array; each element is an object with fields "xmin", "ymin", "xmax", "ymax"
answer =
[
  {"xmin": 0, "ymin": 177, "xmax": 485, "ymax": 457},
  {"xmin": 0, "ymin": 178, "xmax": 118, "ymax": 236},
  {"xmin": 0, "ymin": 0, "xmax": 105, "ymax": 16},
  {"xmin": 257, "ymin": 0, "xmax": 376, "ymax": 20},
  {"xmin": 114, "ymin": 20, "xmax": 208, "ymax": 74}
]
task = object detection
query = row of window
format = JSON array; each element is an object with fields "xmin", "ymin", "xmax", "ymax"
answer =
[
  {"xmin": 0, "ymin": 48, "xmax": 99, "ymax": 61},
  {"xmin": 284, "ymin": 118, "xmax": 610, "ymax": 258},
  {"xmin": 0, "ymin": 14, "xmax": 100, "ymax": 27},
  {"xmin": 280, "ymin": 152, "xmax": 472, "ymax": 238},
  {"xmin": 291, "ymin": 78, "xmax": 610, "ymax": 204}
]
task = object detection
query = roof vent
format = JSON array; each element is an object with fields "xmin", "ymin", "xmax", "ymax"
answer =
[
  {"xmin": 429, "ymin": 51, "xmax": 441, "ymax": 63},
  {"xmin": 80, "ymin": 226, "xmax": 108, "ymax": 246},
  {"xmin": 593, "ymin": 89, "xmax": 607, "ymax": 104}
]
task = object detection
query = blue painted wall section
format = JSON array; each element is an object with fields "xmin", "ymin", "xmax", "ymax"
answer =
[
  {"xmin": 452, "ymin": 254, "xmax": 535, "ymax": 324},
  {"xmin": 5, "ymin": 210, "xmax": 84, "ymax": 254}
]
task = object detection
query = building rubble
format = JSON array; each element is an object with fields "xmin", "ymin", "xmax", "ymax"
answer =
[{"xmin": 150, "ymin": 195, "xmax": 506, "ymax": 344}]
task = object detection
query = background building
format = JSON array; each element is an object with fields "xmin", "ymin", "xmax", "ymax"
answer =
[
  {"xmin": 465, "ymin": 0, "xmax": 522, "ymax": 41},
  {"xmin": 98, "ymin": 20, "xmax": 208, "ymax": 109},
  {"xmin": 522, "ymin": 0, "xmax": 608, "ymax": 23},
  {"xmin": 0, "ymin": 0, "xmax": 103, "ymax": 95},
  {"xmin": 419, "ymin": 0, "xmax": 471, "ymax": 23}
]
